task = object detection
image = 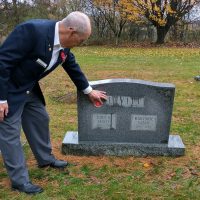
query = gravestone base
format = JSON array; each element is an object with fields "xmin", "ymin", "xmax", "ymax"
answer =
[{"xmin": 62, "ymin": 131, "xmax": 185, "ymax": 157}]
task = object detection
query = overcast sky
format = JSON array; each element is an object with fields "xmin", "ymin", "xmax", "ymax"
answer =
[{"xmin": 190, "ymin": 4, "xmax": 200, "ymax": 20}]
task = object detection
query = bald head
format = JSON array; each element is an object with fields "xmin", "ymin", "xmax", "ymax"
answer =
[
  {"xmin": 59, "ymin": 11, "xmax": 92, "ymax": 48},
  {"xmin": 61, "ymin": 11, "xmax": 91, "ymax": 36}
]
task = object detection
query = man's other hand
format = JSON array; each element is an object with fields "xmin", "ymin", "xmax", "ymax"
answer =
[
  {"xmin": 87, "ymin": 90, "xmax": 107, "ymax": 107},
  {"xmin": 0, "ymin": 103, "xmax": 9, "ymax": 121}
]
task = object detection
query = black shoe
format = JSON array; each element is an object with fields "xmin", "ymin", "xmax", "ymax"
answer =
[
  {"xmin": 194, "ymin": 75, "xmax": 200, "ymax": 81},
  {"xmin": 12, "ymin": 182, "xmax": 43, "ymax": 195},
  {"xmin": 38, "ymin": 159, "xmax": 68, "ymax": 169}
]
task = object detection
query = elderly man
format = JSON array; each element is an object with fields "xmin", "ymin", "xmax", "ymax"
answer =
[{"xmin": 0, "ymin": 12, "xmax": 107, "ymax": 194}]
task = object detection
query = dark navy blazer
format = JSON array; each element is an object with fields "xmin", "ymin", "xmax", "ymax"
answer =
[{"xmin": 0, "ymin": 19, "xmax": 90, "ymax": 117}]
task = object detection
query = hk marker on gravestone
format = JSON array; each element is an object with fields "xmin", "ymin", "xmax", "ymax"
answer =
[{"xmin": 62, "ymin": 79, "xmax": 185, "ymax": 156}]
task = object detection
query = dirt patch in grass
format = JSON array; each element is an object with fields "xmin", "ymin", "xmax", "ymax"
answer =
[
  {"xmin": 51, "ymin": 91, "xmax": 77, "ymax": 104},
  {"xmin": 52, "ymin": 139, "xmax": 153, "ymax": 168},
  {"xmin": 0, "ymin": 177, "xmax": 10, "ymax": 188}
]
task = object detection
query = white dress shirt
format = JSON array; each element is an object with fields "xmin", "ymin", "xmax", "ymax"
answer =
[{"xmin": 0, "ymin": 22, "xmax": 92, "ymax": 103}]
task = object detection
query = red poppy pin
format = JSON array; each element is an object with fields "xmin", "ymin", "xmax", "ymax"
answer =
[{"xmin": 60, "ymin": 51, "xmax": 67, "ymax": 62}]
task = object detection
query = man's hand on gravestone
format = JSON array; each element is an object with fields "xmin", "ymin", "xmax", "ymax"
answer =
[
  {"xmin": 0, "ymin": 103, "xmax": 9, "ymax": 121},
  {"xmin": 87, "ymin": 90, "xmax": 107, "ymax": 107}
]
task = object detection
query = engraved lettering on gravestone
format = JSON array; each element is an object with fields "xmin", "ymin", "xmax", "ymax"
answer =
[
  {"xmin": 130, "ymin": 115, "xmax": 157, "ymax": 131},
  {"xmin": 92, "ymin": 114, "xmax": 116, "ymax": 130},
  {"xmin": 106, "ymin": 96, "xmax": 144, "ymax": 108}
]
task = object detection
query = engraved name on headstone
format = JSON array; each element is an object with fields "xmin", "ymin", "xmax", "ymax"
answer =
[
  {"xmin": 130, "ymin": 115, "xmax": 157, "ymax": 131},
  {"xmin": 91, "ymin": 114, "xmax": 116, "ymax": 130},
  {"xmin": 106, "ymin": 96, "xmax": 144, "ymax": 108}
]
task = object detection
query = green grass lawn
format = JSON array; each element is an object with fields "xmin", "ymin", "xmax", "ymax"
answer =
[{"xmin": 0, "ymin": 47, "xmax": 200, "ymax": 199}]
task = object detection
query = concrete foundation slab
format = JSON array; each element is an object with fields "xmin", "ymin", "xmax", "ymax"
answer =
[{"xmin": 62, "ymin": 131, "xmax": 185, "ymax": 157}]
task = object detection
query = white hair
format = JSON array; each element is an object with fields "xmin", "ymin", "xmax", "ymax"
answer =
[{"xmin": 62, "ymin": 11, "xmax": 91, "ymax": 35}]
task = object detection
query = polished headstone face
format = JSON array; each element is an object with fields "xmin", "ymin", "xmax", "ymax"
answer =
[{"xmin": 78, "ymin": 79, "xmax": 175, "ymax": 144}]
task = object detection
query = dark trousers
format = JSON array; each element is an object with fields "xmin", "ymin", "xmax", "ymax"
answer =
[{"xmin": 0, "ymin": 92, "xmax": 55, "ymax": 185}]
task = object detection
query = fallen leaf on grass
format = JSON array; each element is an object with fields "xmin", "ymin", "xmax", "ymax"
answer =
[{"xmin": 143, "ymin": 163, "xmax": 151, "ymax": 168}]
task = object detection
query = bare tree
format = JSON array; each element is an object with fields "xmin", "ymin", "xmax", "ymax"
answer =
[{"xmin": 88, "ymin": 0, "xmax": 128, "ymax": 45}]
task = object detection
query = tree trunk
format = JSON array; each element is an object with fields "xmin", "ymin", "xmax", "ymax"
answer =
[
  {"xmin": 115, "ymin": 36, "xmax": 119, "ymax": 45},
  {"xmin": 12, "ymin": 0, "xmax": 20, "ymax": 25},
  {"xmin": 156, "ymin": 26, "xmax": 170, "ymax": 44}
]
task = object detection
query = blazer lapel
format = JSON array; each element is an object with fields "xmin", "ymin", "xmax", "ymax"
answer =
[
  {"xmin": 45, "ymin": 21, "xmax": 57, "ymax": 67},
  {"xmin": 39, "ymin": 50, "xmax": 63, "ymax": 79}
]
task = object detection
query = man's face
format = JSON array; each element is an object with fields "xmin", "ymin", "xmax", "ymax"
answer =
[{"xmin": 63, "ymin": 30, "xmax": 91, "ymax": 48}]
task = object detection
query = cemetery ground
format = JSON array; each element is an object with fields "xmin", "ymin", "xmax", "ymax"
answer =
[{"xmin": 0, "ymin": 46, "xmax": 200, "ymax": 200}]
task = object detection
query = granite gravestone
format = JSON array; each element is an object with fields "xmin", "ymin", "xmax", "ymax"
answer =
[{"xmin": 62, "ymin": 79, "xmax": 185, "ymax": 156}]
